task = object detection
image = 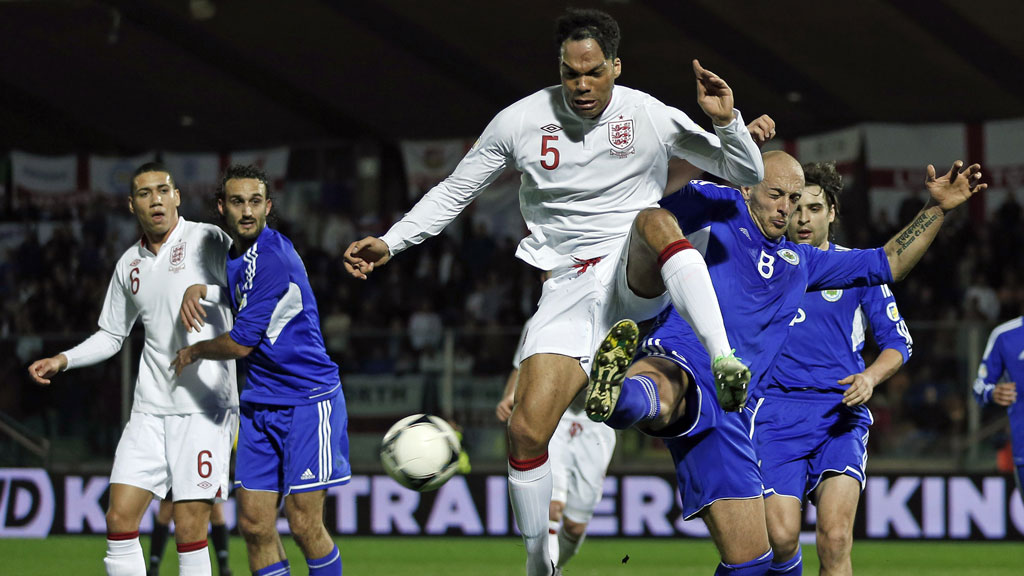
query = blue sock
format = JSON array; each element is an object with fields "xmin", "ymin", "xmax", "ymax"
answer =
[
  {"xmin": 604, "ymin": 375, "xmax": 660, "ymax": 429},
  {"xmin": 308, "ymin": 545, "xmax": 342, "ymax": 576},
  {"xmin": 254, "ymin": 559, "xmax": 290, "ymax": 576},
  {"xmin": 768, "ymin": 546, "xmax": 802, "ymax": 575},
  {"xmin": 715, "ymin": 549, "xmax": 773, "ymax": 575}
]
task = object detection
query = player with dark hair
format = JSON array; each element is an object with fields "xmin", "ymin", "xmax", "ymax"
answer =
[
  {"xmin": 754, "ymin": 161, "xmax": 913, "ymax": 575},
  {"xmin": 173, "ymin": 164, "xmax": 349, "ymax": 576},
  {"xmin": 343, "ymin": 9, "xmax": 765, "ymax": 573},
  {"xmin": 589, "ymin": 152, "xmax": 983, "ymax": 575},
  {"xmin": 29, "ymin": 162, "xmax": 238, "ymax": 576},
  {"xmin": 973, "ymin": 315, "xmax": 1024, "ymax": 519}
]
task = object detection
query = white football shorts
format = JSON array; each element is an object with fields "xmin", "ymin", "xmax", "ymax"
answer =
[
  {"xmin": 549, "ymin": 411, "xmax": 617, "ymax": 523},
  {"xmin": 520, "ymin": 232, "xmax": 669, "ymax": 373},
  {"xmin": 109, "ymin": 408, "xmax": 238, "ymax": 502}
]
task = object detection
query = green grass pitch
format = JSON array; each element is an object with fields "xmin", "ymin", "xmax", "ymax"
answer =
[{"xmin": 2, "ymin": 536, "xmax": 1023, "ymax": 575}]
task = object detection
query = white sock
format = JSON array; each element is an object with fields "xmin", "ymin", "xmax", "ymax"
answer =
[
  {"xmin": 104, "ymin": 536, "xmax": 146, "ymax": 576},
  {"xmin": 660, "ymin": 248, "xmax": 731, "ymax": 359},
  {"xmin": 178, "ymin": 544, "xmax": 213, "ymax": 576},
  {"xmin": 508, "ymin": 457, "xmax": 553, "ymax": 576},
  {"xmin": 557, "ymin": 525, "xmax": 586, "ymax": 568},
  {"xmin": 547, "ymin": 520, "xmax": 560, "ymax": 564}
]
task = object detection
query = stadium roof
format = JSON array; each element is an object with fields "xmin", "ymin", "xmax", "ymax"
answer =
[{"xmin": 1, "ymin": 0, "xmax": 1022, "ymax": 153}]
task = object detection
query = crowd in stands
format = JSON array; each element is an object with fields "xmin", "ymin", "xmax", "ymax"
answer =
[{"xmin": 2, "ymin": 177, "xmax": 1022, "ymax": 465}]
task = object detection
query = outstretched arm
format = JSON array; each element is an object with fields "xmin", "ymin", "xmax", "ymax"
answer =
[
  {"xmin": 884, "ymin": 161, "xmax": 985, "ymax": 281},
  {"xmin": 343, "ymin": 237, "xmax": 392, "ymax": 280}
]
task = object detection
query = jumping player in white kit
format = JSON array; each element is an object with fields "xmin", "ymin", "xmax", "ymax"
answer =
[
  {"xmin": 28, "ymin": 162, "xmax": 238, "ymax": 576},
  {"xmin": 497, "ymin": 317, "xmax": 616, "ymax": 573},
  {"xmin": 344, "ymin": 9, "xmax": 764, "ymax": 574}
]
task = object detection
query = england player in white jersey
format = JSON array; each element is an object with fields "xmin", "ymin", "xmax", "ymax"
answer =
[
  {"xmin": 497, "ymin": 316, "xmax": 616, "ymax": 574},
  {"xmin": 343, "ymin": 10, "xmax": 763, "ymax": 574},
  {"xmin": 28, "ymin": 163, "xmax": 238, "ymax": 576}
]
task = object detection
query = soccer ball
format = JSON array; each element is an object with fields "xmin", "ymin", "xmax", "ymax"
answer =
[{"xmin": 380, "ymin": 414, "xmax": 462, "ymax": 492}]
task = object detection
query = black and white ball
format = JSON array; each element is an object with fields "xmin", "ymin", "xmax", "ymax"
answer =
[{"xmin": 380, "ymin": 414, "xmax": 461, "ymax": 492}]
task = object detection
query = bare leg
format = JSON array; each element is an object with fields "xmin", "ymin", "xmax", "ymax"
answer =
[
  {"xmin": 237, "ymin": 488, "xmax": 285, "ymax": 572},
  {"xmin": 764, "ymin": 493, "xmax": 802, "ymax": 562},
  {"xmin": 507, "ymin": 353, "xmax": 587, "ymax": 576},
  {"xmin": 815, "ymin": 474, "xmax": 860, "ymax": 576},
  {"xmin": 701, "ymin": 498, "xmax": 771, "ymax": 565}
]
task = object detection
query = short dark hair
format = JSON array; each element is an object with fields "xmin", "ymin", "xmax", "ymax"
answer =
[
  {"xmin": 802, "ymin": 161, "xmax": 843, "ymax": 235},
  {"xmin": 216, "ymin": 164, "xmax": 272, "ymax": 203},
  {"xmin": 555, "ymin": 8, "xmax": 620, "ymax": 60},
  {"xmin": 131, "ymin": 161, "xmax": 175, "ymax": 194}
]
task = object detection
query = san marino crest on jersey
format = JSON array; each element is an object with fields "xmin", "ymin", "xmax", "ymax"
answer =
[
  {"xmin": 822, "ymin": 289, "xmax": 843, "ymax": 302},
  {"xmin": 608, "ymin": 117, "xmax": 635, "ymax": 158},
  {"xmin": 169, "ymin": 242, "xmax": 187, "ymax": 272},
  {"xmin": 777, "ymin": 248, "xmax": 800, "ymax": 266}
]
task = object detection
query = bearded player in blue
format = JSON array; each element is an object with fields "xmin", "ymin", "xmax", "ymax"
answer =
[
  {"xmin": 583, "ymin": 151, "xmax": 985, "ymax": 575},
  {"xmin": 173, "ymin": 165, "xmax": 348, "ymax": 576},
  {"xmin": 754, "ymin": 162, "xmax": 913, "ymax": 576}
]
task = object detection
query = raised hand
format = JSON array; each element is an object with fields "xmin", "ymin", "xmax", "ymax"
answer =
[
  {"xmin": 693, "ymin": 59, "xmax": 735, "ymax": 126},
  {"xmin": 343, "ymin": 237, "xmax": 391, "ymax": 280},
  {"xmin": 745, "ymin": 114, "xmax": 776, "ymax": 146},
  {"xmin": 925, "ymin": 160, "xmax": 986, "ymax": 213}
]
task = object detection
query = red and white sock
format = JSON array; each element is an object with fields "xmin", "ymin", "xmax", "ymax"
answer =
[
  {"xmin": 659, "ymin": 240, "xmax": 731, "ymax": 359},
  {"xmin": 509, "ymin": 454, "xmax": 553, "ymax": 576},
  {"xmin": 104, "ymin": 531, "xmax": 145, "ymax": 576},
  {"xmin": 178, "ymin": 540, "xmax": 212, "ymax": 576}
]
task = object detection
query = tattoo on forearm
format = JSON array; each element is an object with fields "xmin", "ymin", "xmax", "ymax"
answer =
[{"xmin": 894, "ymin": 211, "xmax": 940, "ymax": 255}]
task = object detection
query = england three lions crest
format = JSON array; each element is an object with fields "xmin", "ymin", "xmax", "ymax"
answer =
[
  {"xmin": 608, "ymin": 119, "xmax": 635, "ymax": 158},
  {"xmin": 169, "ymin": 242, "xmax": 187, "ymax": 272}
]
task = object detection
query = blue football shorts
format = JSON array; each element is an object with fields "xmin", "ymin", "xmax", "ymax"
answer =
[
  {"xmin": 637, "ymin": 313, "xmax": 763, "ymax": 519},
  {"xmin": 751, "ymin": 391, "xmax": 871, "ymax": 502},
  {"xmin": 235, "ymin": 393, "xmax": 352, "ymax": 495}
]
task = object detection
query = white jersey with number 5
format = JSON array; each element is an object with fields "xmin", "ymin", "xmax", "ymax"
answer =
[
  {"xmin": 66, "ymin": 217, "xmax": 238, "ymax": 414},
  {"xmin": 381, "ymin": 85, "xmax": 763, "ymax": 270}
]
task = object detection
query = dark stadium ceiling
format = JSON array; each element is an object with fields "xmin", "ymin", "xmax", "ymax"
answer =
[{"xmin": 1, "ymin": 0, "xmax": 1022, "ymax": 153}]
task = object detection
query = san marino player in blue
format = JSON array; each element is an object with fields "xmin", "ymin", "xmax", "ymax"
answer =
[
  {"xmin": 173, "ymin": 165, "xmax": 348, "ymax": 576},
  {"xmin": 754, "ymin": 162, "xmax": 913, "ymax": 576},
  {"xmin": 585, "ymin": 151, "xmax": 985, "ymax": 575},
  {"xmin": 974, "ymin": 315, "xmax": 1024, "ymax": 499}
]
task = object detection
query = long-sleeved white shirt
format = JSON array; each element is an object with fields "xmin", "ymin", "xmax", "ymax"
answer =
[
  {"xmin": 63, "ymin": 218, "xmax": 238, "ymax": 414},
  {"xmin": 382, "ymin": 84, "xmax": 763, "ymax": 270}
]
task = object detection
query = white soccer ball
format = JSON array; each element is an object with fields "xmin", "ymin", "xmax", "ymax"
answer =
[{"xmin": 380, "ymin": 414, "xmax": 461, "ymax": 492}]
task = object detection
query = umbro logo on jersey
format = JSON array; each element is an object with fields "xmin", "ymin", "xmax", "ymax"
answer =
[
  {"xmin": 129, "ymin": 258, "xmax": 141, "ymax": 267},
  {"xmin": 197, "ymin": 481, "xmax": 212, "ymax": 490},
  {"xmin": 540, "ymin": 124, "xmax": 562, "ymax": 133},
  {"xmin": 301, "ymin": 469, "xmax": 315, "ymax": 481},
  {"xmin": 739, "ymin": 228, "xmax": 751, "ymax": 241}
]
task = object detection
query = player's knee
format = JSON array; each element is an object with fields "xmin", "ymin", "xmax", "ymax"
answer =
[
  {"xmin": 767, "ymin": 525, "xmax": 799, "ymax": 559},
  {"xmin": 562, "ymin": 518, "xmax": 587, "ymax": 539},
  {"xmin": 237, "ymin": 510, "xmax": 275, "ymax": 542},
  {"xmin": 816, "ymin": 523, "xmax": 852, "ymax": 556},
  {"xmin": 633, "ymin": 207, "xmax": 676, "ymax": 237},
  {"xmin": 286, "ymin": 510, "xmax": 326, "ymax": 543},
  {"xmin": 506, "ymin": 413, "xmax": 548, "ymax": 455},
  {"xmin": 105, "ymin": 507, "xmax": 139, "ymax": 533}
]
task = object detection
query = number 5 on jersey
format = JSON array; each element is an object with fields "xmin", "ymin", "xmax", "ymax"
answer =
[{"xmin": 541, "ymin": 135, "xmax": 559, "ymax": 170}]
